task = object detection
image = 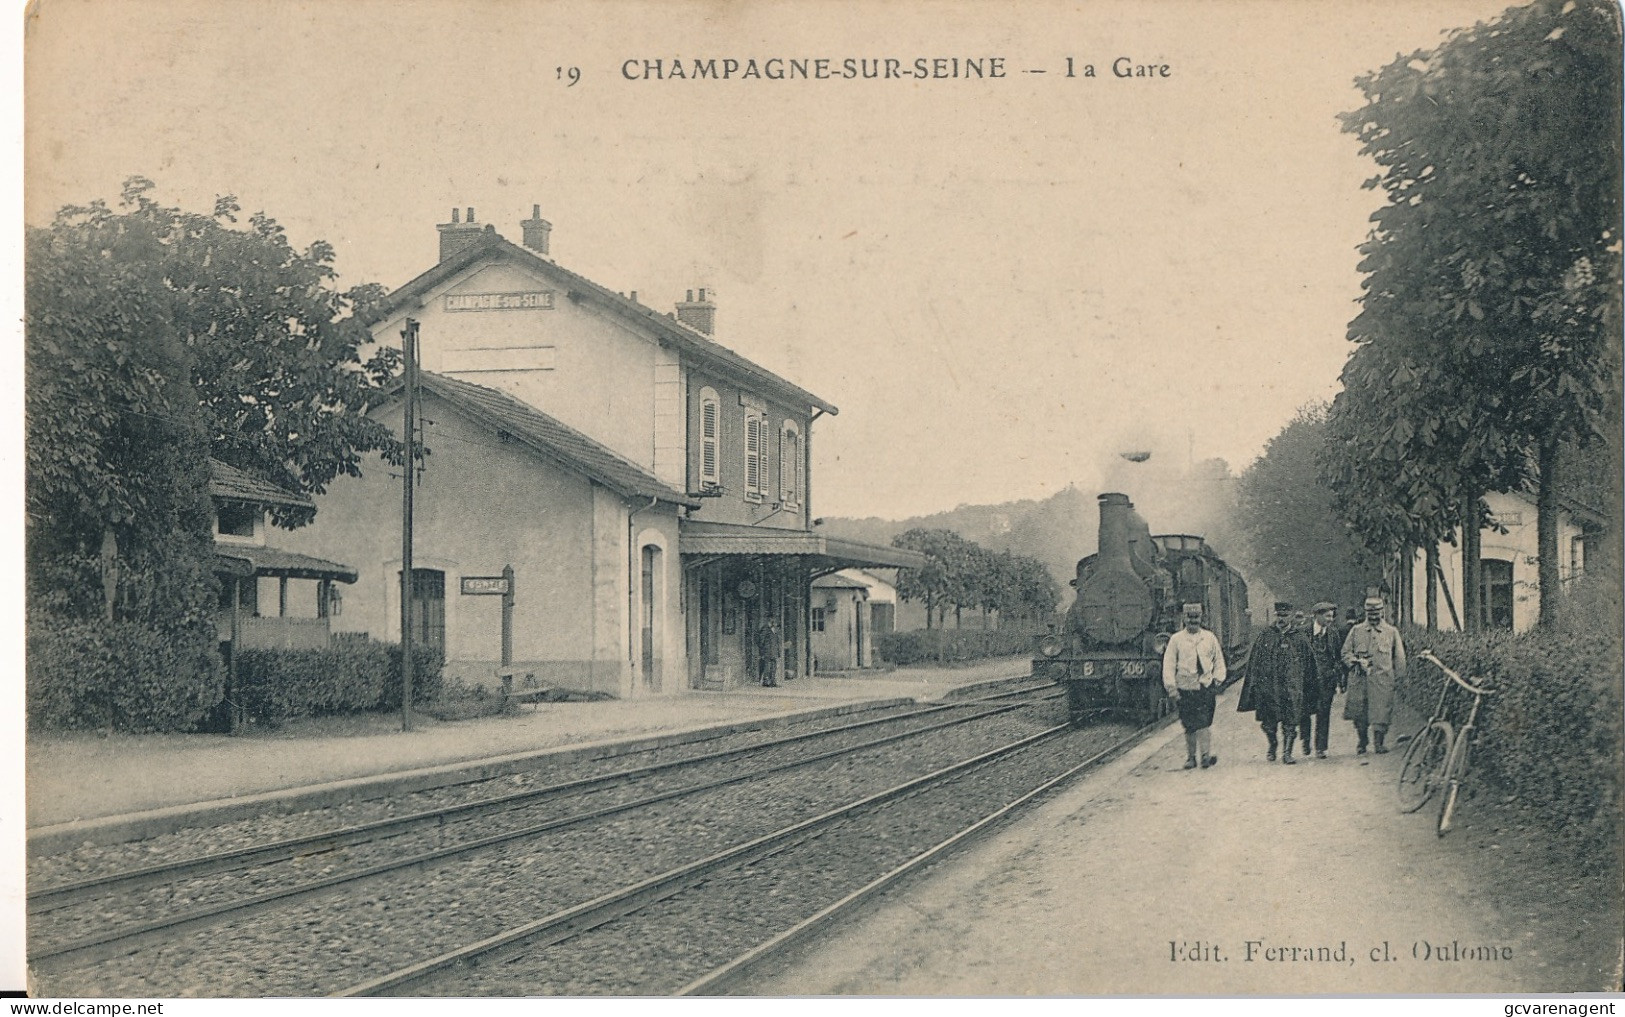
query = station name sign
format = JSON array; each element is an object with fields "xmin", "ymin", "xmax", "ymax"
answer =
[
  {"xmin": 460, "ymin": 576, "xmax": 512, "ymax": 596},
  {"xmin": 445, "ymin": 291, "xmax": 555, "ymax": 312}
]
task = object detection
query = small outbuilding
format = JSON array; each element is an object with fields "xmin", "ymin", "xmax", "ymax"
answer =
[{"xmin": 810, "ymin": 572, "xmax": 871, "ymax": 672}]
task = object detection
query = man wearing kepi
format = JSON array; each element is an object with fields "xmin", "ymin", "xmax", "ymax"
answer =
[
  {"xmin": 1342, "ymin": 595, "xmax": 1407, "ymax": 754},
  {"xmin": 1300, "ymin": 602, "xmax": 1344, "ymax": 759},
  {"xmin": 1238, "ymin": 601, "xmax": 1312, "ymax": 764},
  {"xmin": 1162, "ymin": 602, "xmax": 1227, "ymax": 770}
]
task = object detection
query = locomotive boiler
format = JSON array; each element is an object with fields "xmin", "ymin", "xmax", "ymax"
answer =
[{"xmin": 1034, "ymin": 492, "xmax": 1251, "ymax": 725}]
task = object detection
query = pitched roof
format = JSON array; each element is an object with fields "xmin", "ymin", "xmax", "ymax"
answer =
[
  {"xmin": 413, "ymin": 371, "xmax": 698, "ymax": 508},
  {"xmin": 369, "ymin": 234, "xmax": 837, "ymax": 416},
  {"xmin": 213, "ymin": 545, "xmax": 359, "ymax": 583},
  {"xmin": 208, "ymin": 459, "xmax": 312, "ymax": 509}
]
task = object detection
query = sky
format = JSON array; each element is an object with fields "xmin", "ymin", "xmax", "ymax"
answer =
[{"xmin": 20, "ymin": 0, "xmax": 1523, "ymax": 521}]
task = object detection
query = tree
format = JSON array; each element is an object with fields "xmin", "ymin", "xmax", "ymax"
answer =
[
  {"xmin": 1237, "ymin": 404, "xmax": 1376, "ymax": 612},
  {"xmin": 1008, "ymin": 552, "xmax": 1061, "ymax": 626},
  {"xmin": 892, "ymin": 529, "xmax": 1059, "ymax": 630},
  {"xmin": 1322, "ymin": 338, "xmax": 1519, "ymax": 630},
  {"xmin": 26, "ymin": 190, "xmax": 217, "ymax": 623},
  {"xmin": 28, "ymin": 179, "xmax": 404, "ymax": 616},
  {"xmin": 34, "ymin": 178, "xmax": 403, "ymax": 527},
  {"xmin": 1336, "ymin": 0, "xmax": 1622, "ymax": 628},
  {"xmin": 892, "ymin": 528, "xmax": 962, "ymax": 629}
]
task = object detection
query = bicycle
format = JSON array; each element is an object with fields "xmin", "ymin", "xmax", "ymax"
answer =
[{"xmin": 1394, "ymin": 650, "xmax": 1493, "ymax": 835}]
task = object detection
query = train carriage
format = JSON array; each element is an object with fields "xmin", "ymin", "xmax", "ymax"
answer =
[{"xmin": 1034, "ymin": 493, "xmax": 1250, "ymax": 725}]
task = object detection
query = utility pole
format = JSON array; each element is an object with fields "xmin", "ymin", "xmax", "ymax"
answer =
[
  {"xmin": 400, "ymin": 318, "xmax": 420, "ymax": 732},
  {"xmin": 501, "ymin": 563, "xmax": 515, "ymax": 672}
]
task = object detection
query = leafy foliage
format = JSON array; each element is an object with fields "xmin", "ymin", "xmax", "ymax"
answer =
[
  {"xmin": 1327, "ymin": 0, "xmax": 1622, "ymax": 625},
  {"xmin": 28, "ymin": 178, "xmax": 406, "ymax": 664},
  {"xmin": 26, "ymin": 613, "xmax": 224, "ymax": 732},
  {"xmin": 1397, "ymin": 576, "xmax": 1622, "ymax": 857},
  {"xmin": 26, "ymin": 184, "xmax": 220, "ymax": 621},
  {"xmin": 891, "ymin": 528, "xmax": 1057, "ymax": 629},
  {"xmin": 1235, "ymin": 404, "xmax": 1376, "ymax": 608},
  {"xmin": 872, "ymin": 627, "xmax": 1034, "ymax": 666},
  {"xmin": 30, "ymin": 178, "xmax": 403, "ymax": 529},
  {"xmin": 235, "ymin": 640, "xmax": 443, "ymax": 727}
]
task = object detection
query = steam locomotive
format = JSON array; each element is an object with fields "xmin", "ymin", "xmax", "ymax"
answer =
[{"xmin": 1034, "ymin": 492, "xmax": 1251, "ymax": 725}]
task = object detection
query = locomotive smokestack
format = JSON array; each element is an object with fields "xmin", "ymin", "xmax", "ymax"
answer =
[
  {"xmin": 1097, "ymin": 493, "xmax": 1135, "ymax": 567},
  {"xmin": 1076, "ymin": 492, "xmax": 1155, "ymax": 646}
]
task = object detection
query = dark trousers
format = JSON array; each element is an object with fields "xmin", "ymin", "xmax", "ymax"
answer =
[
  {"xmin": 1258, "ymin": 712, "xmax": 1291, "ymax": 752},
  {"xmin": 1299, "ymin": 697, "xmax": 1332, "ymax": 752}
]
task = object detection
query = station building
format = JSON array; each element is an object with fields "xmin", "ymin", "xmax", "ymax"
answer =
[
  {"xmin": 279, "ymin": 206, "xmax": 922, "ymax": 697},
  {"xmin": 1401, "ymin": 490, "xmax": 1604, "ymax": 633}
]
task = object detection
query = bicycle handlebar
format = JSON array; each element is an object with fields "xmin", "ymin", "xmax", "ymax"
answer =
[{"xmin": 1418, "ymin": 650, "xmax": 1494, "ymax": 697}]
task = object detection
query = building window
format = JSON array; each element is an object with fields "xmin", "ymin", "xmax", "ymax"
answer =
[
  {"xmin": 1479, "ymin": 558, "xmax": 1514, "ymax": 631},
  {"xmin": 811, "ymin": 607, "xmax": 826, "ymax": 632},
  {"xmin": 219, "ymin": 575, "xmax": 257, "ymax": 615},
  {"xmin": 871, "ymin": 601, "xmax": 895, "ymax": 635},
  {"xmin": 779, "ymin": 421, "xmax": 801, "ymax": 506},
  {"xmin": 698, "ymin": 387, "xmax": 720, "ymax": 489},
  {"xmin": 216, "ymin": 502, "xmax": 257, "ymax": 539},
  {"xmin": 744, "ymin": 409, "xmax": 767, "ymax": 502},
  {"xmin": 406, "ymin": 568, "xmax": 447, "ymax": 651}
]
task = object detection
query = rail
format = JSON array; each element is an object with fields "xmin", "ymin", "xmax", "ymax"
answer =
[
  {"xmin": 338, "ymin": 721, "xmax": 1079, "ymax": 996},
  {"xmin": 677, "ymin": 715, "xmax": 1157, "ymax": 995},
  {"xmin": 29, "ymin": 684, "xmax": 1057, "ymax": 968}
]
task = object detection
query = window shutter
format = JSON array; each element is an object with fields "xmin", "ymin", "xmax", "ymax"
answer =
[
  {"xmin": 700, "ymin": 398, "xmax": 718, "ymax": 483},
  {"xmin": 745, "ymin": 414, "xmax": 760, "ymax": 493},
  {"xmin": 757, "ymin": 416, "xmax": 770, "ymax": 495},
  {"xmin": 779, "ymin": 427, "xmax": 791, "ymax": 503},
  {"xmin": 780, "ymin": 426, "xmax": 800, "ymax": 505},
  {"xmin": 794, "ymin": 428, "xmax": 804, "ymax": 505}
]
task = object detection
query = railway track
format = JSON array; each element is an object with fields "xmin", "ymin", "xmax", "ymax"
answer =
[
  {"xmin": 31, "ymin": 692, "xmax": 1039, "ymax": 911},
  {"xmin": 347, "ymin": 718, "xmax": 1145, "ymax": 996},
  {"xmin": 30, "ymin": 682, "xmax": 1065, "ymax": 993},
  {"xmin": 28, "ymin": 697, "xmax": 933, "ymax": 887}
]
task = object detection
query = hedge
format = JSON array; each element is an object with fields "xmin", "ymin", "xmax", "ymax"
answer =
[
  {"xmin": 1397, "ymin": 580, "xmax": 1622, "ymax": 857},
  {"xmin": 234, "ymin": 640, "xmax": 444, "ymax": 727},
  {"xmin": 27, "ymin": 614, "xmax": 224, "ymax": 732},
  {"xmin": 873, "ymin": 627, "xmax": 1038, "ymax": 666}
]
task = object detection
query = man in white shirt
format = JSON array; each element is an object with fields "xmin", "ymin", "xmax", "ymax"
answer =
[{"xmin": 1162, "ymin": 602, "xmax": 1228, "ymax": 770}]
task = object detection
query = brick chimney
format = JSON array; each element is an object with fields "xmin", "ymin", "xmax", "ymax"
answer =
[
  {"xmin": 674, "ymin": 288, "xmax": 716, "ymax": 335},
  {"xmin": 437, "ymin": 207, "xmax": 485, "ymax": 262},
  {"xmin": 520, "ymin": 204, "xmax": 552, "ymax": 256}
]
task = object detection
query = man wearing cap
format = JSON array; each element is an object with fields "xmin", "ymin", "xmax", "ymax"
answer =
[
  {"xmin": 1238, "ymin": 601, "xmax": 1313, "ymax": 764},
  {"xmin": 1162, "ymin": 602, "xmax": 1226, "ymax": 770},
  {"xmin": 1341, "ymin": 595, "xmax": 1407, "ymax": 754},
  {"xmin": 1299, "ymin": 602, "xmax": 1345, "ymax": 759}
]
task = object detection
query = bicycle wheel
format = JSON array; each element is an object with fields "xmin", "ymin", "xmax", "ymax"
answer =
[
  {"xmin": 1436, "ymin": 734, "xmax": 1471, "ymax": 836},
  {"xmin": 1396, "ymin": 721, "xmax": 1453, "ymax": 813}
]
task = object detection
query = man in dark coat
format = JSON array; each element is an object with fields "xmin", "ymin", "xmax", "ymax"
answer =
[
  {"xmin": 756, "ymin": 618, "xmax": 781, "ymax": 687},
  {"xmin": 1238, "ymin": 601, "xmax": 1313, "ymax": 764},
  {"xmin": 1298, "ymin": 602, "xmax": 1345, "ymax": 759}
]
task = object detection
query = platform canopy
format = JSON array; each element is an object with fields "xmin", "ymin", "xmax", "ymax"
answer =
[
  {"xmin": 679, "ymin": 521, "xmax": 928, "ymax": 576},
  {"xmin": 213, "ymin": 545, "xmax": 359, "ymax": 583}
]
